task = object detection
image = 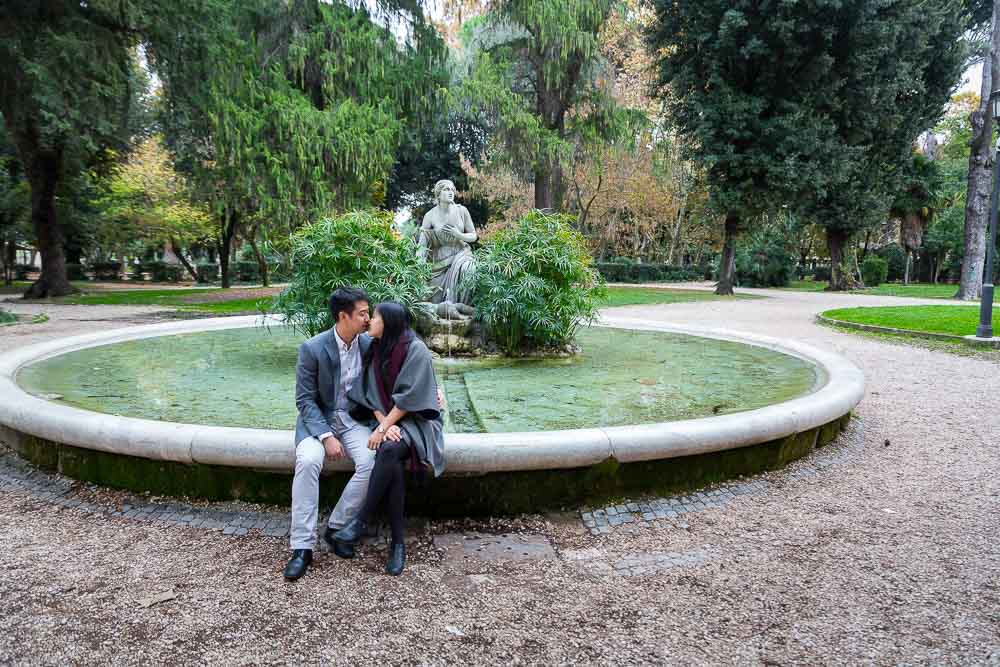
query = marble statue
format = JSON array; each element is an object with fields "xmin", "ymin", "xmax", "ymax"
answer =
[{"xmin": 418, "ymin": 179, "xmax": 477, "ymax": 320}]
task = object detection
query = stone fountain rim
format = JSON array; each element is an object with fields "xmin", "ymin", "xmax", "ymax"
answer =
[{"xmin": 0, "ymin": 314, "xmax": 864, "ymax": 475}]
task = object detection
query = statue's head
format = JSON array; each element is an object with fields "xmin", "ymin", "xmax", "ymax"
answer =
[{"xmin": 433, "ymin": 179, "xmax": 456, "ymax": 204}]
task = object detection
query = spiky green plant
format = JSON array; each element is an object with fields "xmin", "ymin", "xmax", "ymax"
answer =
[
  {"xmin": 270, "ymin": 210, "xmax": 430, "ymax": 337},
  {"xmin": 469, "ymin": 210, "xmax": 605, "ymax": 354}
]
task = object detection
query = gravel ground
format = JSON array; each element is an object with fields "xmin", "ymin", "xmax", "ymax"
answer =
[{"xmin": 1, "ymin": 290, "xmax": 999, "ymax": 665}]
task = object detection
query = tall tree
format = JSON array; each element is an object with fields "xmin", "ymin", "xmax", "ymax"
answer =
[
  {"xmin": 803, "ymin": 0, "xmax": 967, "ymax": 291},
  {"xmin": 153, "ymin": 0, "xmax": 447, "ymax": 287},
  {"xmin": 890, "ymin": 154, "xmax": 944, "ymax": 284},
  {"xmin": 0, "ymin": 1, "xmax": 140, "ymax": 297},
  {"xmin": 648, "ymin": 0, "xmax": 846, "ymax": 294},
  {"xmin": 460, "ymin": 0, "xmax": 637, "ymax": 212},
  {"xmin": 957, "ymin": 0, "xmax": 1000, "ymax": 299}
]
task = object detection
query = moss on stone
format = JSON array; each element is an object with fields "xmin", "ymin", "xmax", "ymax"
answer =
[{"xmin": 3, "ymin": 417, "xmax": 846, "ymax": 515}]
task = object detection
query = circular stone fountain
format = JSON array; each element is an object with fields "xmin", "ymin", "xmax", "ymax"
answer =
[{"xmin": 0, "ymin": 315, "xmax": 863, "ymax": 515}]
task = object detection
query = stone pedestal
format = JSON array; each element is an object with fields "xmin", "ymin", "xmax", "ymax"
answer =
[{"xmin": 412, "ymin": 303, "xmax": 489, "ymax": 356}]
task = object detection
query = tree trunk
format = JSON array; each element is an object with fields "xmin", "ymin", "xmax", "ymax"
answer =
[
  {"xmin": 217, "ymin": 209, "xmax": 238, "ymax": 289},
  {"xmin": 715, "ymin": 214, "xmax": 739, "ymax": 296},
  {"xmin": 21, "ymin": 149, "xmax": 73, "ymax": 298},
  {"xmin": 2, "ymin": 238, "xmax": 14, "ymax": 285},
  {"xmin": 247, "ymin": 223, "xmax": 269, "ymax": 287},
  {"xmin": 957, "ymin": 1, "xmax": 1000, "ymax": 300},
  {"xmin": 169, "ymin": 236, "xmax": 199, "ymax": 281},
  {"xmin": 534, "ymin": 159, "xmax": 564, "ymax": 212},
  {"xmin": 903, "ymin": 251, "xmax": 912, "ymax": 285},
  {"xmin": 826, "ymin": 228, "xmax": 859, "ymax": 291},
  {"xmin": 666, "ymin": 205, "xmax": 686, "ymax": 265}
]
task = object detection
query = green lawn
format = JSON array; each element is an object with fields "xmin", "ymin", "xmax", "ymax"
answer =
[
  {"xmin": 601, "ymin": 286, "xmax": 758, "ymax": 307},
  {"xmin": 58, "ymin": 287, "xmax": 272, "ymax": 314},
  {"xmin": 14, "ymin": 283, "xmax": 753, "ymax": 313},
  {"xmin": 784, "ymin": 280, "xmax": 966, "ymax": 300},
  {"xmin": 822, "ymin": 305, "xmax": 997, "ymax": 337}
]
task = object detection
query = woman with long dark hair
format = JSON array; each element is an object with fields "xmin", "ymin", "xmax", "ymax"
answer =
[{"xmin": 332, "ymin": 301, "xmax": 445, "ymax": 575}]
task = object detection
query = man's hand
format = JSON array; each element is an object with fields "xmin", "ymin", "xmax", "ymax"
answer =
[
  {"xmin": 322, "ymin": 435, "xmax": 345, "ymax": 459},
  {"xmin": 367, "ymin": 429, "xmax": 385, "ymax": 450}
]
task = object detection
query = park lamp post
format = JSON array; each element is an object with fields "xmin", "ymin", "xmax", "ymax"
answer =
[{"xmin": 976, "ymin": 91, "xmax": 1000, "ymax": 339}]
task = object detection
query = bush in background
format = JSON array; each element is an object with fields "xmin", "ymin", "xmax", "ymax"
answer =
[
  {"xmin": 875, "ymin": 243, "xmax": 907, "ymax": 282},
  {"xmin": 144, "ymin": 261, "xmax": 184, "ymax": 283},
  {"xmin": 594, "ymin": 262, "xmax": 702, "ymax": 283},
  {"xmin": 861, "ymin": 255, "xmax": 889, "ymax": 287},
  {"xmin": 469, "ymin": 211, "xmax": 605, "ymax": 355},
  {"xmin": 91, "ymin": 261, "xmax": 122, "ymax": 281},
  {"xmin": 65, "ymin": 264, "xmax": 87, "ymax": 281},
  {"xmin": 235, "ymin": 260, "xmax": 260, "ymax": 283},
  {"xmin": 734, "ymin": 231, "xmax": 796, "ymax": 288},
  {"xmin": 812, "ymin": 265, "xmax": 831, "ymax": 281},
  {"xmin": 271, "ymin": 210, "xmax": 431, "ymax": 337},
  {"xmin": 196, "ymin": 263, "xmax": 218, "ymax": 283}
]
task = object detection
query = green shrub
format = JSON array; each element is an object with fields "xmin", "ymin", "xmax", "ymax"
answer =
[
  {"xmin": 271, "ymin": 210, "xmax": 431, "ymax": 337},
  {"xmin": 65, "ymin": 264, "xmax": 87, "ymax": 281},
  {"xmin": 735, "ymin": 233, "xmax": 796, "ymax": 288},
  {"xmin": 144, "ymin": 261, "xmax": 183, "ymax": 282},
  {"xmin": 813, "ymin": 265, "xmax": 831, "ymax": 281},
  {"xmin": 861, "ymin": 255, "xmax": 889, "ymax": 287},
  {"xmin": 235, "ymin": 261, "xmax": 260, "ymax": 282},
  {"xmin": 0, "ymin": 308, "xmax": 16, "ymax": 325},
  {"xmin": 469, "ymin": 210, "xmax": 605, "ymax": 355},
  {"xmin": 594, "ymin": 262, "xmax": 702, "ymax": 283},
  {"xmin": 195, "ymin": 263, "xmax": 218, "ymax": 283},
  {"xmin": 91, "ymin": 261, "xmax": 122, "ymax": 280},
  {"xmin": 875, "ymin": 243, "xmax": 907, "ymax": 282}
]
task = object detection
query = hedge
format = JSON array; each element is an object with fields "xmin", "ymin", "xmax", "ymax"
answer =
[{"xmin": 595, "ymin": 262, "xmax": 703, "ymax": 283}]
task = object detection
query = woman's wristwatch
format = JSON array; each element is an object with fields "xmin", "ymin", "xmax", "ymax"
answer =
[{"xmin": 377, "ymin": 425, "xmax": 386, "ymax": 434}]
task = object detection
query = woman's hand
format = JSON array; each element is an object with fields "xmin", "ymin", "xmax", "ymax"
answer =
[
  {"xmin": 367, "ymin": 429, "xmax": 385, "ymax": 450},
  {"xmin": 385, "ymin": 425, "xmax": 403, "ymax": 441}
]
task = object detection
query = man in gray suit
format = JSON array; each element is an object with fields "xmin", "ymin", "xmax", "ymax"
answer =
[{"xmin": 284, "ymin": 286, "xmax": 375, "ymax": 581}]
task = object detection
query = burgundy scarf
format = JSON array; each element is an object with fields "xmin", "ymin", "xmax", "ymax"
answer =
[
  {"xmin": 372, "ymin": 330, "xmax": 413, "ymax": 414},
  {"xmin": 373, "ymin": 330, "xmax": 424, "ymax": 476}
]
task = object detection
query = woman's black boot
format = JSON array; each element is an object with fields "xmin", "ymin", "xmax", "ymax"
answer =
[{"xmin": 385, "ymin": 542, "xmax": 406, "ymax": 576}]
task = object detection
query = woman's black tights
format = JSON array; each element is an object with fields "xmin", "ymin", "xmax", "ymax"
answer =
[{"xmin": 359, "ymin": 439, "xmax": 409, "ymax": 545}]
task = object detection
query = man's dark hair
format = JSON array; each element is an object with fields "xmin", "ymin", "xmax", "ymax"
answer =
[{"xmin": 329, "ymin": 287, "xmax": 369, "ymax": 323}]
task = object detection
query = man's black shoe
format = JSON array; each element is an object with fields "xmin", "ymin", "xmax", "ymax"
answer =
[
  {"xmin": 323, "ymin": 527, "xmax": 355, "ymax": 559},
  {"xmin": 283, "ymin": 549, "xmax": 313, "ymax": 581},
  {"xmin": 385, "ymin": 542, "xmax": 406, "ymax": 576},
  {"xmin": 332, "ymin": 518, "xmax": 367, "ymax": 544}
]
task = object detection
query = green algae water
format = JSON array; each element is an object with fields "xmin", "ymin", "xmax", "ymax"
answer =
[{"xmin": 17, "ymin": 326, "xmax": 820, "ymax": 433}]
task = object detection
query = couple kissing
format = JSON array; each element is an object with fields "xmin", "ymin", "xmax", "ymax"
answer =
[{"xmin": 284, "ymin": 286, "xmax": 445, "ymax": 580}]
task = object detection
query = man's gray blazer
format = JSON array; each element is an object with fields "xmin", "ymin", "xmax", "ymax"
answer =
[{"xmin": 294, "ymin": 329, "xmax": 372, "ymax": 445}]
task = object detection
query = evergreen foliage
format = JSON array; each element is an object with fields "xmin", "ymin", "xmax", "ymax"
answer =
[
  {"xmin": 861, "ymin": 255, "xmax": 889, "ymax": 287},
  {"xmin": 153, "ymin": 0, "xmax": 448, "ymax": 287},
  {"xmin": 734, "ymin": 219, "xmax": 797, "ymax": 288},
  {"xmin": 648, "ymin": 0, "xmax": 968, "ymax": 293},
  {"xmin": 0, "ymin": 1, "xmax": 145, "ymax": 297},
  {"xmin": 459, "ymin": 0, "xmax": 641, "ymax": 211},
  {"xmin": 468, "ymin": 211, "xmax": 605, "ymax": 354},
  {"xmin": 271, "ymin": 210, "xmax": 431, "ymax": 338}
]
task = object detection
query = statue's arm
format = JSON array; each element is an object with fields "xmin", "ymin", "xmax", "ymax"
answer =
[
  {"xmin": 417, "ymin": 215, "xmax": 432, "ymax": 259},
  {"xmin": 453, "ymin": 206, "xmax": 478, "ymax": 243}
]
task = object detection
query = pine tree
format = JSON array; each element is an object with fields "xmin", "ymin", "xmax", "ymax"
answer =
[
  {"xmin": 0, "ymin": 1, "xmax": 139, "ymax": 297},
  {"xmin": 460, "ymin": 0, "xmax": 639, "ymax": 212}
]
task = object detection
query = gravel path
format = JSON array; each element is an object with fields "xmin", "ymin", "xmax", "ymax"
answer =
[{"xmin": 1, "ymin": 290, "xmax": 999, "ymax": 665}]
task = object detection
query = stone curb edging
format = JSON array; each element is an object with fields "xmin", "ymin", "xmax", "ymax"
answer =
[
  {"xmin": 816, "ymin": 312, "xmax": 1000, "ymax": 348},
  {"xmin": 0, "ymin": 315, "xmax": 864, "ymax": 477}
]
